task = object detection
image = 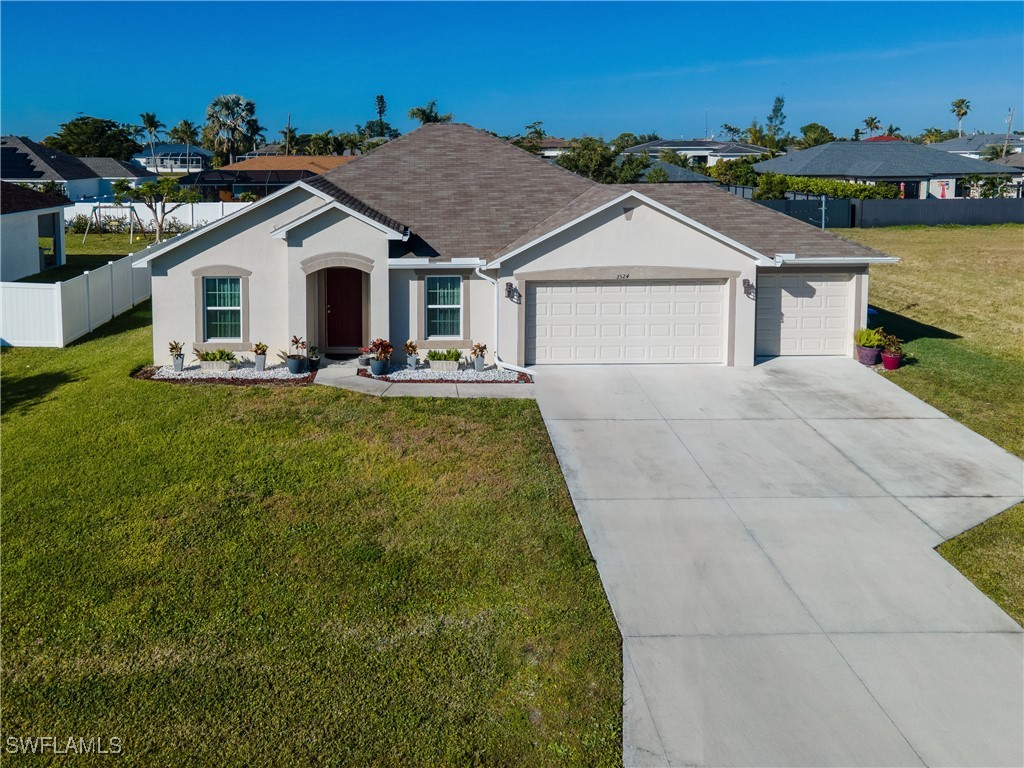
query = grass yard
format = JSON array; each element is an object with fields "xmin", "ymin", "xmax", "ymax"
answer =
[
  {"xmin": 0, "ymin": 305, "xmax": 621, "ymax": 766},
  {"xmin": 840, "ymin": 224, "xmax": 1024, "ymax": 625},
  {"xmin": 19, "ymin": 233, "xmax": 156, "ymax": 284}
]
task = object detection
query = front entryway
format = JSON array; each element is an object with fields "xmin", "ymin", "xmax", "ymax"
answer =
[{"xmin": 323, "ymin": 268, "xmax": 363, "ymax": 350}]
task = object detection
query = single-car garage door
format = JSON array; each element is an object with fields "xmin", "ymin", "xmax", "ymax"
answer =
[
  {"xmin": 755, "ymin": 273, "xmax": 852, "ymax": 356},
  {"xmin": 526, "ymin": 280, "xmax": 725, "ymax": 364}
]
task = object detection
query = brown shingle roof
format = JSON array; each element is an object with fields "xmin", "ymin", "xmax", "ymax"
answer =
[
  {"xmin": 223, "ymin": 156, "xmax": 357, "ymax": 173},
  {"xmin": 315, "ymin": 123, "xmax": 595, "ymax": 259},
  {"xmin": 0, "ymin": 180, "xmax": 70, "ymax": 214}
]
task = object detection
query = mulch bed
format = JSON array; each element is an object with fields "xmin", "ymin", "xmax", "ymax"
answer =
[
  {"xmin": 131, "ymin": 366, "xmax": 318, "ymax": 387},
  {"xmin": 356, "ymin": 368, "xmax": 533, "ymax": 384}
]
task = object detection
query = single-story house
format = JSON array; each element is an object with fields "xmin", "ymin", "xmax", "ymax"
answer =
[
  {"xmin": 180, "ymin": 157, "xmax": 357, "ymax": 201},
  {"xmin": 0, "ymin": 181, "xmax": 70, "ymax": 281},
  {"xmin": 132, "ymin": 143, "xmax": 213, "ymax": 174},
  {"xmin": 133, "ymin": 123, "xmax": 896, "ymax": 369},
  {"xmin": 928, "ymin": 133, "xmax": 1024, "ymax": 159},
  {"xmin": 753, "ymin": 140, "xmax": 1008, "ymax": 199},
  {"xmin": 622, "ymin": 139, "xmax": 771, "ymax": 167},
  {"xmin": 237, "ymin": 143, "xmax": 287, "ymax": 159},
  {"xmin": 78, "ymin": 157, "xmax": 157, "ymax": 196},
  {"xmin": 1, "ymin": 135, "xmax": 101, "ymax": 200},
  {"xmin": 536, "ymin": 138, "xmax": 576, "ymax": 158}
]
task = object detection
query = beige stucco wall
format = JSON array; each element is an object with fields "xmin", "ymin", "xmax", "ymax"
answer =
[
  {"xmin": 388, "ymin": 270, "xmax": 495, "ymax": 363},
  {"xmin": 493, "ymin": 201, "xmax": 761, "ymax": 366},
  {"xmin": 148, "ymin": 187, "xmax": 391, "ymax": 365}
]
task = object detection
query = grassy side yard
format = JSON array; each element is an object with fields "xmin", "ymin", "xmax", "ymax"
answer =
[
  {"xmin": 0, "ymin": 305, "xmax": 621, "ymax": 766},
  {"xmin": 19, "ymin": 233, "xmax": 156, "ymax": 284},
  {"xmin": 840, "ymin": 224, "xmax": 1024, "ymax": 625}
]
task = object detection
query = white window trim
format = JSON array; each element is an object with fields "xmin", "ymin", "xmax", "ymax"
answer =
[
  {"xmin": 425, "ymin": 274, "xmax": 463, "ymax": 340},
  {"xmin": 203, "ymin": 276, "xmax": 243, "ymax": 342}
]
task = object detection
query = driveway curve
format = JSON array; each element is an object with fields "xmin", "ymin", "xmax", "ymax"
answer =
[{"xmin": 536, "ymin": 358, "xmax": 1023, "ymax": 767}]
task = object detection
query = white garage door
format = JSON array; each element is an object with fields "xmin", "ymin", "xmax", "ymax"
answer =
[
  {"xmin": 526, "ymin": 280, "xmax": 725, "ymax": 364},
  {"xmin": 755, "ymin": 273, "xmax": 852, "ymax": 356}
]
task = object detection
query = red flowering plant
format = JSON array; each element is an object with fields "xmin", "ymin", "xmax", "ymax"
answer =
[
  {"xmin": 368, "ymin": 338, "xmax": 393, "ymax": 361},
  {"xmin": 288, "ymin": 335, "xmax": 307, "ymax": 360}
]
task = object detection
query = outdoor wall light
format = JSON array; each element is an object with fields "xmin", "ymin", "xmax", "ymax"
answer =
[
  {"xmin": 505, "ymin": 283, "xmax": 521, "ymax": 303},
  {"xmin": 742, "ymin": 278, "xmax": 756, "ymax": 299}
]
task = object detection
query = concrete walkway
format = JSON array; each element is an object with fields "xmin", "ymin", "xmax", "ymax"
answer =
[
  {"xmin": 314, "ymin": 358, "xmax": 535, "ymax": 399},
  {"xmin": 535, "ymin": 358, "xmax": 1023, "ymax": 767}
]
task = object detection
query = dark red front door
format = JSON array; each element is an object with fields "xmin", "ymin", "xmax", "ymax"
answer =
[{"xmin": 324, "ymin": 269, "xmax": 363, "ymax": 348}]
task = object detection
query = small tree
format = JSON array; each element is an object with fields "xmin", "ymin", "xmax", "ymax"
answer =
[
  {"xmin": 793, "ymin": 123, "xmax": 836, "ymax": 149},
  {"xmin": 753, "ymin": 172, "xmax": 789, "ymax": 200},
  {"xmin": 645, "ymin": 165, "xmax": 670, "ymax": 183},
  {"xmin": 408, "ymin": 100, "xmax": 454, "ymax": 124},
  {"xmin": 113, "ymin": 177, "xmax": 201, "ymax": 243},
  {"xmin": 765, "ymin": 96, "xmax": 787, "ymax": 148},
  {"xmin": 375, "ymin": 95, "xmax": 388, "ymax": 137},
  {"xmin": 555, "ymin": 137, "xmax": 650, "ymax": 183},
  {"xmin": 658, "ymin": 149, "xmax": 692, "ymax": 169},
  {"xmin": 43, "ymin": 116, "xmax": 142, "ymax": 160}
]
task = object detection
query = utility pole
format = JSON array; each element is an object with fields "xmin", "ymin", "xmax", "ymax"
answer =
[
  {"xmin": 821, "ymin": 194, "xmax": 827, "ymax": 230},
  {"xmin": 286, "ymin": 113, "xmax": 291, "ymax": 156},
  {"xmin": 1002, "ymin": 107, "xmax": 1014, "ymax": 159}
]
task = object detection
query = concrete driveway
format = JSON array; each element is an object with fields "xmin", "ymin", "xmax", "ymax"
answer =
[{"xmin": 535, "ymin": 358, "xmax": 1024, "ymax": 767}]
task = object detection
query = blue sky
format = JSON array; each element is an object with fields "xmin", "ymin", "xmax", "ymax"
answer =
[{"xmin": 2, "ymin": 1, "xmax": 1022, "ymax": 142}]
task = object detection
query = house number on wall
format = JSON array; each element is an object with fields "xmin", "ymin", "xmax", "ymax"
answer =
[{"xmin": 616, "ymin": 273, "xmax": 630, "ymax": 279}]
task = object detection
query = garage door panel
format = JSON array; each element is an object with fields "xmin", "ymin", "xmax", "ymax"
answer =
[
  {"xmin": 527, "ymin": 280, "xmax": 725, "ymax": 365},
  {"xmin": 756, "ymin": 273, "xmax": 852, "ymax": 357}
]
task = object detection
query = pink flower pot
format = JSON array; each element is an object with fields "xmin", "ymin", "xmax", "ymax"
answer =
[{"xmin": 881, "ymin": 351, "xmax": 902, "ymax": 370}]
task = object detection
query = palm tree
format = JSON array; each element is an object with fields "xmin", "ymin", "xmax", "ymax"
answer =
[
  {"xmin": 205, "ymin": 94, "xmax": 257, "ymax": 164},
  {"xmin": 980, "ymin": 142, "xmax": 1010, "ymax": 161},
  {"xmin": 336, "ymin": 132, "xmax": 363, "ymax": 156},
  {"xmin": 951, "ymin": 98, "xmax": 971, "ymax": 137},
  {"xmin": 920, "ymin": 127, "xmax": 945, "ymax": 144},
  {"xmin": 884, "ymin": 124, "xmax": 902, "ymax": 138},
  {"xmin": 407, "ymin": 99, "xmax": 453, "ymax": 125},
  {"xmin": 307, "ymin": 130, "xmax": 337, "ymax": 156},
  {"xmin": 280, "ymin": 125, "xmax": 298, "ymax": 155},
  {"xmin": 243, "ymin": 116, "xmax": 266, "ymax": 152},
  {"xmin": 168, "ymin": 119, "xmax": 200, "ymax": 172},
  {"xmin": 863, "ymin": 116, "xmax": 881, "ymax": 137},
  {"xmin": 140, "ymin": 112, "xmax": 166, "ymax": 170}
]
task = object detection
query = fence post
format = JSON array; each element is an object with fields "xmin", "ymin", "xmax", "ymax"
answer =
[
  {"xmin": 109, "ymin": 260, "xmax": 116, "ymax": 317},
  {"xmin": 54, "ymin": 281, "xmax": 64, "ymax": 347},
  {"xmin": 83, "ymin": 271, "xmax": 92, "ymax": 332}
]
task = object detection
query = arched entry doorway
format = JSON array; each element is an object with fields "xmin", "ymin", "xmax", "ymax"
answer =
[{"xmin": 321, "ymin": 267, "xmax": 366, "ymax": 352}]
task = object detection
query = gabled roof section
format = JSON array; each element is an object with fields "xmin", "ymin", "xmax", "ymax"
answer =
[
  {"xmin": 269, "ymin": 200, "xmax": 406, "ymax": 240},
  {"xmin": 754, "ymin": 140, "xmax": 1006, "ymax": 178},
  {"xmin": 0, "ymin": 180, "xmax": 70, "ymax": 214},
  {"xmin": 222, "ymin": 156, "xmax": 356, "ymax": 173},
  {"xmin": 313, "ymin": 123, "xmax": 597, "ymax": 260},
  {"xmin": 79, "ymin": 157, "xmax": 156, "ymax": 179},
  {"xmin": 301, "ymin": 175, "xmax": 407, "ymax": 233},
  {"xmin": 1, "ymin": 136, "xmax": 98, "ymax": 181},
  {"xmin": 929, "ymin": 133, "xmax": 1024, "ymax": 152}
]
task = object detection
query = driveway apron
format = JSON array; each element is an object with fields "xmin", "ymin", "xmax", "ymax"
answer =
[{"xmin": 536, "ymin": 358, "xmax": 1024, "ymax": 767}]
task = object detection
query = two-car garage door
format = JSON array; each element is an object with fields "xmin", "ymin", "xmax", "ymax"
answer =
[{"xmin": 526, "ymin": 280, "xmax": 725, "ymax": 364}]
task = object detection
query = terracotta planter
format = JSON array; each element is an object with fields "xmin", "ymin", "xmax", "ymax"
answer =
[
  {"xmin": 881, "ymin": 351, "xmax": 902, "ymax": 370},
  {"xmin": 855, "ymin": 345, "xmax": 881, "ymax": 366}
]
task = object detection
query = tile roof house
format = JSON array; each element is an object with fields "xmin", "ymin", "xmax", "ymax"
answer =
[
  {"xmin": 622, "ymin": 139, "xmax": 771, "ymax": 167},
  {"xmin": 928, "ymin": 133, "xmax": 1024, "ymax": 158},
  {"xmin": 134, "ymin": 123, "xmax": 895, "ymax": 369},
  {"xmin": 0, "ymin": 180, "xmax": 70, "ymax": 281},
  {"xmin": 1, "ymin": 135, "xmax": 102, "ymax": 200},
  {"xmin": 78, "ymin": 157, "xmax": 157, "ymax": 196},
  {"xmin": 753, "ymin": 140, "xmax": 1007, "ymax": 199}
]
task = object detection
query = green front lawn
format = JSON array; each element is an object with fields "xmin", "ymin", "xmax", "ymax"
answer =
[
  {"xmin": 0, "ymin": 306, "xmax": 621, "ymax": 765},
  {"xmin": 841, "ymin": 224, "xmax": 1024, "ymax": 625}
]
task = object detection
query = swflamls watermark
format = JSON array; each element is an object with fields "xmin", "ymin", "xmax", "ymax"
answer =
[{"xmin": 4, "ymin": 735, "xmax": 122, "ymax": 756}]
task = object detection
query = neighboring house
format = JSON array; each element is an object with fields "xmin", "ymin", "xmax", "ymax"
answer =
[
  {"xmin": 0, "ymin": 181, "xmax": 69, "ymax": 281},
  {"xmin": 536, "ymin": 138, "xmax": 575, "ymax": 158},
  {"xmin": 861, "ymin": 135, "xmax": 901, "ymax": 143},
  {"xmin": 179, "ymin": 156, "xmax": 357, "ymax": 201},
  {"xmin": 753, "ymin": 140, "xmax": 1007, "ymax": 199},
  {"xmin": 238, "ymin": 143, "xmax": 286, "ymax": 159},
  {"xmin": 78, "ymin": 157, "xmax": 157, "ymax": 196},
  {"xmin": 132, "ymin": 143, "xmax": 213, "ymax": 174},
  {"xmin": 636, "ymin": 159, "xmax": 716, "ymax": 183},
  {"xmin": 929, "ymin": 133, "xmax": 1024, "ymax": 159},
  {"xmin": 133, "ymin": 123, "xmax": 895, "ymax": 369},
  {"xmin": 1, "ymin": 135, "xmax": 101, "ymax": 200},
  {"xmin": 622, "ymin": 139, "xmax": 771, "ymax": 167}
]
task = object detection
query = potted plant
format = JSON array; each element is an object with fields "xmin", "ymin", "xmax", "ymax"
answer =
[
  {"xmin": 308, "ymin": 345, "xmax": 321, "ymax": 372},
  {"xmin": 404, "ymin": 339, "xmax": 419, "ymax": 370},
  {"xmin": 368, "ymin": 338, "xmax": 393, "ymax": 376},
  {"xmin": 286, "ymin": 335, "xmax": 308, "ymax": 374},
  {"xmin": 425, "ymin": 348, "xmax": 462, "ymax": 372},
  {"xmin": 194, "ymin": 348, "xmax": 237, "ymax": 371},
  {"xmin": 357, "ymin": 347, "xmax": 372, "ymax": 366},
  {"xmin": 169, "ymin": 340, "xmax": 185, "ymax": 372},
  {"xmin": 250, "ymin": 341, "xmax": 268, "ymax": 372},
  {"xmin": 880, "ymin": 331, "xmax": 904, "ymax": 370},
  {"xmin": 853, "ymin": 328, "xmax": 883, "ymax": 366},
  {"xmin": 470, "ymin": 341, "xmax": 487, "ymax": 372}
]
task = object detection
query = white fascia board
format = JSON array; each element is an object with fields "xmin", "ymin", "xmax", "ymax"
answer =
[
  {"xmin": 769, "ymin": 254, "xmax": 901, "ymax": 266},
  {"xmin": 131, "ymin": 181, "xmax": 335, "ymax": 268},
  {"xmin": 388, "ymin": 258, "xmax": 485, "ymax": 269},
  {"xmin": 270, "ymin": 200, "xmax": 405, "ymax": 240},
  {"xmin": 489, "ymin": 190, "xmax": 774, "ymax": 268}
]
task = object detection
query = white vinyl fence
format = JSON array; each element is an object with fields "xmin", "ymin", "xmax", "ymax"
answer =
[
  {"xmin": 64, "ymin": 201, "xmax": 251, "ymax": 231},
  {"xmin": 1, "ymin": 253, "xmax": 151, "ymax": 347}
]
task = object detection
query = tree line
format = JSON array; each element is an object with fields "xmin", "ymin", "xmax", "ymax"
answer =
[{"xmin": 41, "ymin": 95, "xmax": 456, "ymax": 167}]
